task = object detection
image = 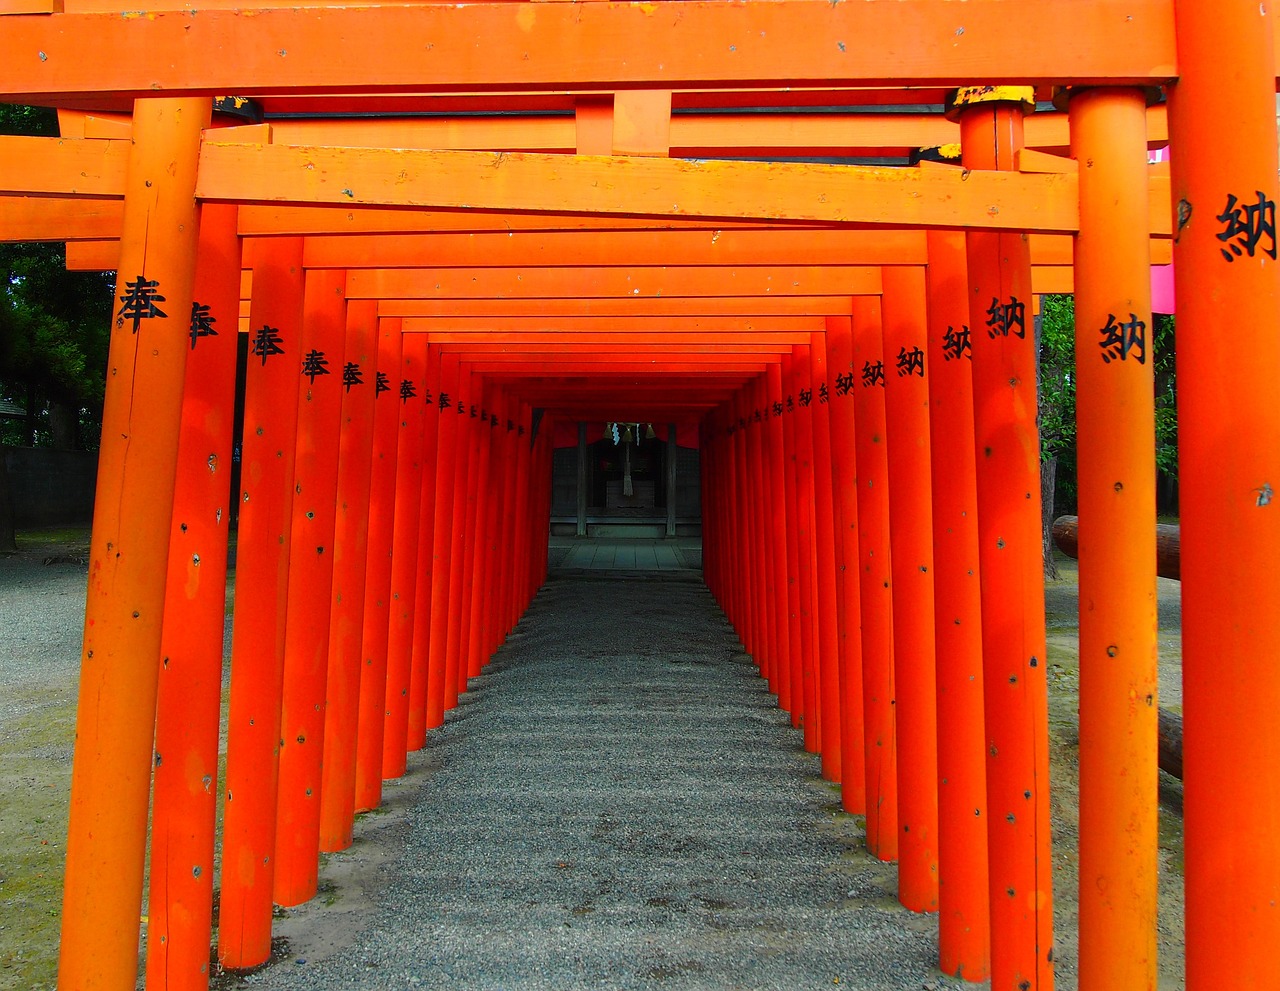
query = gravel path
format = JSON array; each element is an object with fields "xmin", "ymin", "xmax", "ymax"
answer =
[{"xmin": 242, "ymin": 571, "xmax": 947, "ymax": 991}]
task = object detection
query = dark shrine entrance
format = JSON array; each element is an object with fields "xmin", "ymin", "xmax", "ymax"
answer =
[{"xmin": 551, "ymin": 421, "xmax": 701, "ymax": 538}]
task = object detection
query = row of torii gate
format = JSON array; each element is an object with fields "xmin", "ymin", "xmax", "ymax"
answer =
[{"xmin": 2, "ymin": 2, "xmax": 1278, "ymax": 990}]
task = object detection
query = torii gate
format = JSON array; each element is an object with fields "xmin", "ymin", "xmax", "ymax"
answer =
[{"xmin": 1, "ymin": 2, "xmax": 1278, "ymax": 990}]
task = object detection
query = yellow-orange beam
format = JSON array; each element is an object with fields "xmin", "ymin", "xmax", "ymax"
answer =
[
  {"xmin": 431, "ymin": 340, "xmax": 799, "ymax": 353},
  {"xmin": 303, "ymin": 229, "xmax": 929, "ymax": 269},
  {"xmin": 197, "ymin": 142, "xmax": 1080, "ymax": 232},
  {"xmin": 401, "ymin": 316, "xmax": 822, "ymax": 333},
  {"xmin": 1, "ymin": 1, "xmax": 1177, "ymax": 104},
  {"xmin": 0, "ymin": 194, "xmax": 122, "ymax": 240},
  {"xmin": 380, "ymin": 297, "xmax": 853, "ymax": 319}
]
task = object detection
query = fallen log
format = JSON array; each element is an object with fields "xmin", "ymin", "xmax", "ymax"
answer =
[{"xmin": 1052, "ymin": 514, "xmax": 1181, "ymax": 581}]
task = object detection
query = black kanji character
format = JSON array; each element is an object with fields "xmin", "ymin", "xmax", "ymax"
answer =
[
  {"xmin": 301, "ymin": 349, "xmax": 330, "ymax": 382},
  {"xmin": 189, "ymin": 301, "xmax": 217, "ymax": 350},
  {"xmin": 861, "ymin": 360, "xmax": 885, "ymax": 388},
  {"xmin": 942, "ymin": 324, "xmax": 972, "ymax": 361},
  {"xmin": 772, "ymin": 401, "xmax": 784, "ymax": 417},
  {"xmin": 507, "ymin": 418, "xmax": 515, "ymax": 432},
  {"xmin": 798, "ymin": 388, "xmax": 813, "ymax": 408},
  {"xmin": 375, "ymin": 371, "xmax": 391, "ymax": 397},
  {"xmin": 896, "ymin": 346, "xmax": 925, "ymax": 378},
  {"xmin": 1098, "ymin": 312, "xmax": 1147, "ymax": 365},
  {"xmin": 400, "ymin": 378, "xmax": 417, "ymax": 403},
  {"xmin": 251, "ymin": 325, "xmax": 285, "ymax": 365},
  {"xmin": 985, "ymin": 296, "xmax": 1027, "ymax": 340},
  {"xmin": 117, "ymin": 275, "xmax": 167, "ymax": 333},
  {"xmin": 835, "ymin": 371, "xmax": 855, "ymax": 396},
  {"xmin": 1216, "ymin": 191, "xmax": 1278, "ymax": 262},
  {"xmin": 439, "ymin": 392, "xmax": 451, "ymax": 410},
  {"xmin": 786, "ymin": 395, "xmax": 795, "ymax": 413},
  {"xmin": 342, "ymin": 361, "xmax": 364, "ymax": 392},
  {"xmin": 818, "ymin": 382, "xmax": 829, "ymax": 404}
]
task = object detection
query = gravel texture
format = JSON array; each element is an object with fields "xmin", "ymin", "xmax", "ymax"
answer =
[{"xmin": 240, "ymin": 571, "xmax": 952, "ymax": 991}]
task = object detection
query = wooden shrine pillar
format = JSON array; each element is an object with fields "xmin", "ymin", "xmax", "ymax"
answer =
[
  {"xmin": 1167, "ymin": 3, "xmax": 1280, "ymax": 986},
  {"xmin": 145, "ymin": 201, "xmax": 240, "ymax": 991},
  {"xmin": 407, "ymin": 343, "xmax": 443, "ymax": 751},
  {"xmin": 825, "ymin": 315, "xmax": 867, "ymax": 817},
  {"xmin": 810, "ymin": 332, "xmax": 843, "ymax": 783},
  {"xmin": 274, "ymin": 268, "xmax": 348, "ymax": 907},
  {"xmin": 318, "ymin": 297, "xmax": 379, "ymax": 852},
  {"xmin": 1066, "ymin": 86, "xmax": 1159, "ymax": 991},
  {"xmin": 955, "ymin": 85, "xmax": 1054, "ymax": 991},
  {"xmin": 850, "ymin": 294, "xmax": 897, "ymax": 863},
  {"xmin": 765, "ymin": 363, "xmax": 793, "ymax": 713},
  {"xmin": 382, "ymin": 332, "xmax": 428, "ymax": 779},
  {"xmin": 577, "ymin": 422, "xmax": 589, "ymax": 537},
  {"xmin": 352, "ymin": 318, "xmax": 404, "ymax": 813},
  {"xmin": 746, "ymin": 376, "xmax": 773, "ymax": 685},
  {"xmin": 445, "ymin": 367, "xmax": 475, "ymax": 708},
  {"xmin": 793, "ymin": 344, "xmax": 821, "ymax": 754},
  {"xmin": 59, "ymin": 96, "xmax": 209, "ymax": 991},
  {"xmin": 426, "ymin": 353, "xmax": 461, "ymax": 730},
  {"xmin": 666, "ymin": 423, "xmax": 678, "ymax": 538},
  {"xmin": 925, "ymin": 228, "xmax": 991, "ymax": 981},
  {"xmin": 780, "ymin": 354, "xmax": 804, "ymax": 731},
  {"xmin": 218, "ymin": 235, "xmax": 306, "ymax": 969},
  {"xmin": 881, "ymin": 265, "xmax": 940, "ymax": 914}
]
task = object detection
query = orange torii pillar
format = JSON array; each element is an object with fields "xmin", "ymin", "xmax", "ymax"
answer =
[
  {"xmin": 274, "ymin": 268, "xmax": 348, "ymax": 907},
  {"xmin": 459, "ymin": 381, "xmax": 491, "ymax": 682},
  {"xmin": 508, "ymin": 400, "xmax": 533, "ymax": 628},
  {"xmin": 145, "ymin": 202, "xmax": 240, "ymax": 991},
  {"xmin": 1066, "ymin": 86, "xmax": 1158, "ymax": 991},
  {"xmin": 792, "ymin": 346, "xmax": 821, "ymax": 751},
  {"xmin": 955, "ymin": 85, "xmax": 1054, "ymax": 991},
  {"xmin": 407, "ymin": 343, "xmax": 443, "ymax": 751},
  {"xmin": 352, "ymin": 318, "xmax": 404, "ymax": 813},
  {"xmin": 426, "ymin": 353, "xmax": 461, "ymax": 730},
  {"xmin": 219, "ymin": 235, "xmax": 306, "ymax": 969},
  {"xmin": 382, "ymin": 332, "xmax": 428, "ymax": 779},
  {"xmin": 730, "ymin": 389, "xmax": 752, "ymax": 656},
  {"xmin": 850, "ymin": 295, "xmax": 898, "ymax": 862},
  {"xmin": 825, "ymin": 314, "xmax": 867, "ymax": 816},
  {"xmin": 925, "ymin": 228, "xmax": 991, "ymax": 981},
  {"xmin": 809, "ymin": 331, "xmax": 844, "ymax": 783},
  {"xmin": 1168, "ymin": 2, "xmax": 1280, "ymax": 986},
  {"xmin": 881, "ymin": 266, "xmax": 939, "ymax": 913},
  {"xmin": 479, "ymin": 388, "xmax": 511, "ymax": 661},
  {"xmin": 780, "ymin": 354, "xmax": 805, "ymax": 731},
  {"xmin": 747, "ymin": 378, "xmax": 762, "ymax": 681},
  {"xmin": 58, "ymin": 96, "xmax": 208, "ymax": 991},
  {"xmin": 445, "ymin": 367, "xmax": 476, "ymax": 707},
  {"xmin": 318, "ymin": 296, "xmax": 380, "ymax": 852},
  {"xmin": 765, "ymin": 363, "xmax": 794, "ymax": 714}
]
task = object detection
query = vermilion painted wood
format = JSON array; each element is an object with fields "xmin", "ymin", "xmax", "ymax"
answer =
[
  {"xmin": 426, "ymin": 354, "xmax": 461, "ymax": 729},
  {"xmin": 379, "ymin": 334, "xmax": 427, "ymax": 780},
  {"xmin": 780, "ymin": 354, "xmax": 804, "ymax": 732},
  {"xmin": 850, "ymin": 295, "xmax": 898, "ymax": 863},
  {"xmin": 923, "ymin": 230, "xmax": 991, "ymax": 980},
  {"xmin": 444, "ymin": 368, "xmax": 475, "ymax": 710},
  {"xmin": 1168, "ymin": 9, "xmax": 1280, "ymax": 978},
  {"xmin": 273, "ymin": 268, "xmax": 347, "ymax": 908},
  {"xmin": 1, "ymin": 1, "xmax": 1179, "ymax": 104},
  {"xmin": 318, "ymin": 297, "xmax": 379, "ymax": 853},
  {"xmin": 960, "ymin": 98, "xmax": 1055, "ymax": 991},
  {"xmin": 880, "ymin": 265, "xmax": 940, "ymax": 914},
  {"xmin": 809, "ymin": 331, "xmax": 843, "ymax": 783},
  {"xmin": 765, "ymin": 364, "xmax": 793, "ymax": 713},
  {"xmin": 823, "ymin": 315, "xmax": 867, "ymax": 816},
  {"xmin": 459, "ymin": 380, "xmax": 491, "ymax": 682},
  {"xmin": 352, "ymin": 319, "xmax": 403, "ymax": 812},
  {"xmin": 218, "ymin": 235, "xmax": 306, "ymax": 969},
  {"xmin": 749, "ymin": 374, "xmax": 778, "ymax": 692},
  {"xmin": 145, "ymin": 201, "xmax": 239, "ymax": 991},
  {"xmin": 406, "ymin": 345, "xmax": 442, "ymax": 752},
  {"xmin": 792, "ymin": 345, "xmax": 821, "ymax": 755},
  {"xmin": 58, "ymin": 98, "xmax": 208, "ymax": 991},
  {"xmin": 1069, "ymin": 87, "xmax": 1160, "ymax": 991}
]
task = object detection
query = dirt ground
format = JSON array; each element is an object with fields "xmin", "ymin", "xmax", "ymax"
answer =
[{"xmin": 0, "ymin": 531, "xmax": 1185, "ymax": 990}]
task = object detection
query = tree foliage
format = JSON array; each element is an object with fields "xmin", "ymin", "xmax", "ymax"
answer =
[{"xmin": 0, "ymin": 103, "xmax": 115, "ymax": 450}]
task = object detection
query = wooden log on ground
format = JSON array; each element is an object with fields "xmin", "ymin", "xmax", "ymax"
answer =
[{"xmin": 1052, "ymin": 514, "xmax": 1181, "ymax": 580}]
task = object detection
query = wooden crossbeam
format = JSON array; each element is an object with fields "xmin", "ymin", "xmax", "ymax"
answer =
[{"xmin": 0, "ymin": 1, "xmax": 1176, "ymax": 105}]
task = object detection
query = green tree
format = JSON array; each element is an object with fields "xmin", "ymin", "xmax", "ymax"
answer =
[
  {"xmin": 0, "ymin": 103, "xmax": 116, "ymax": 550},
  {"xmin": 1037, "ymin": 294, "xmax": 1178, "ymax": 579}
]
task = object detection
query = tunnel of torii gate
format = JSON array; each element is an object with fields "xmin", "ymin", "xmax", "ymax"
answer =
[{"xmin": 1, "ymin": 1, "xmax": 1279, "ymax": 989}]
